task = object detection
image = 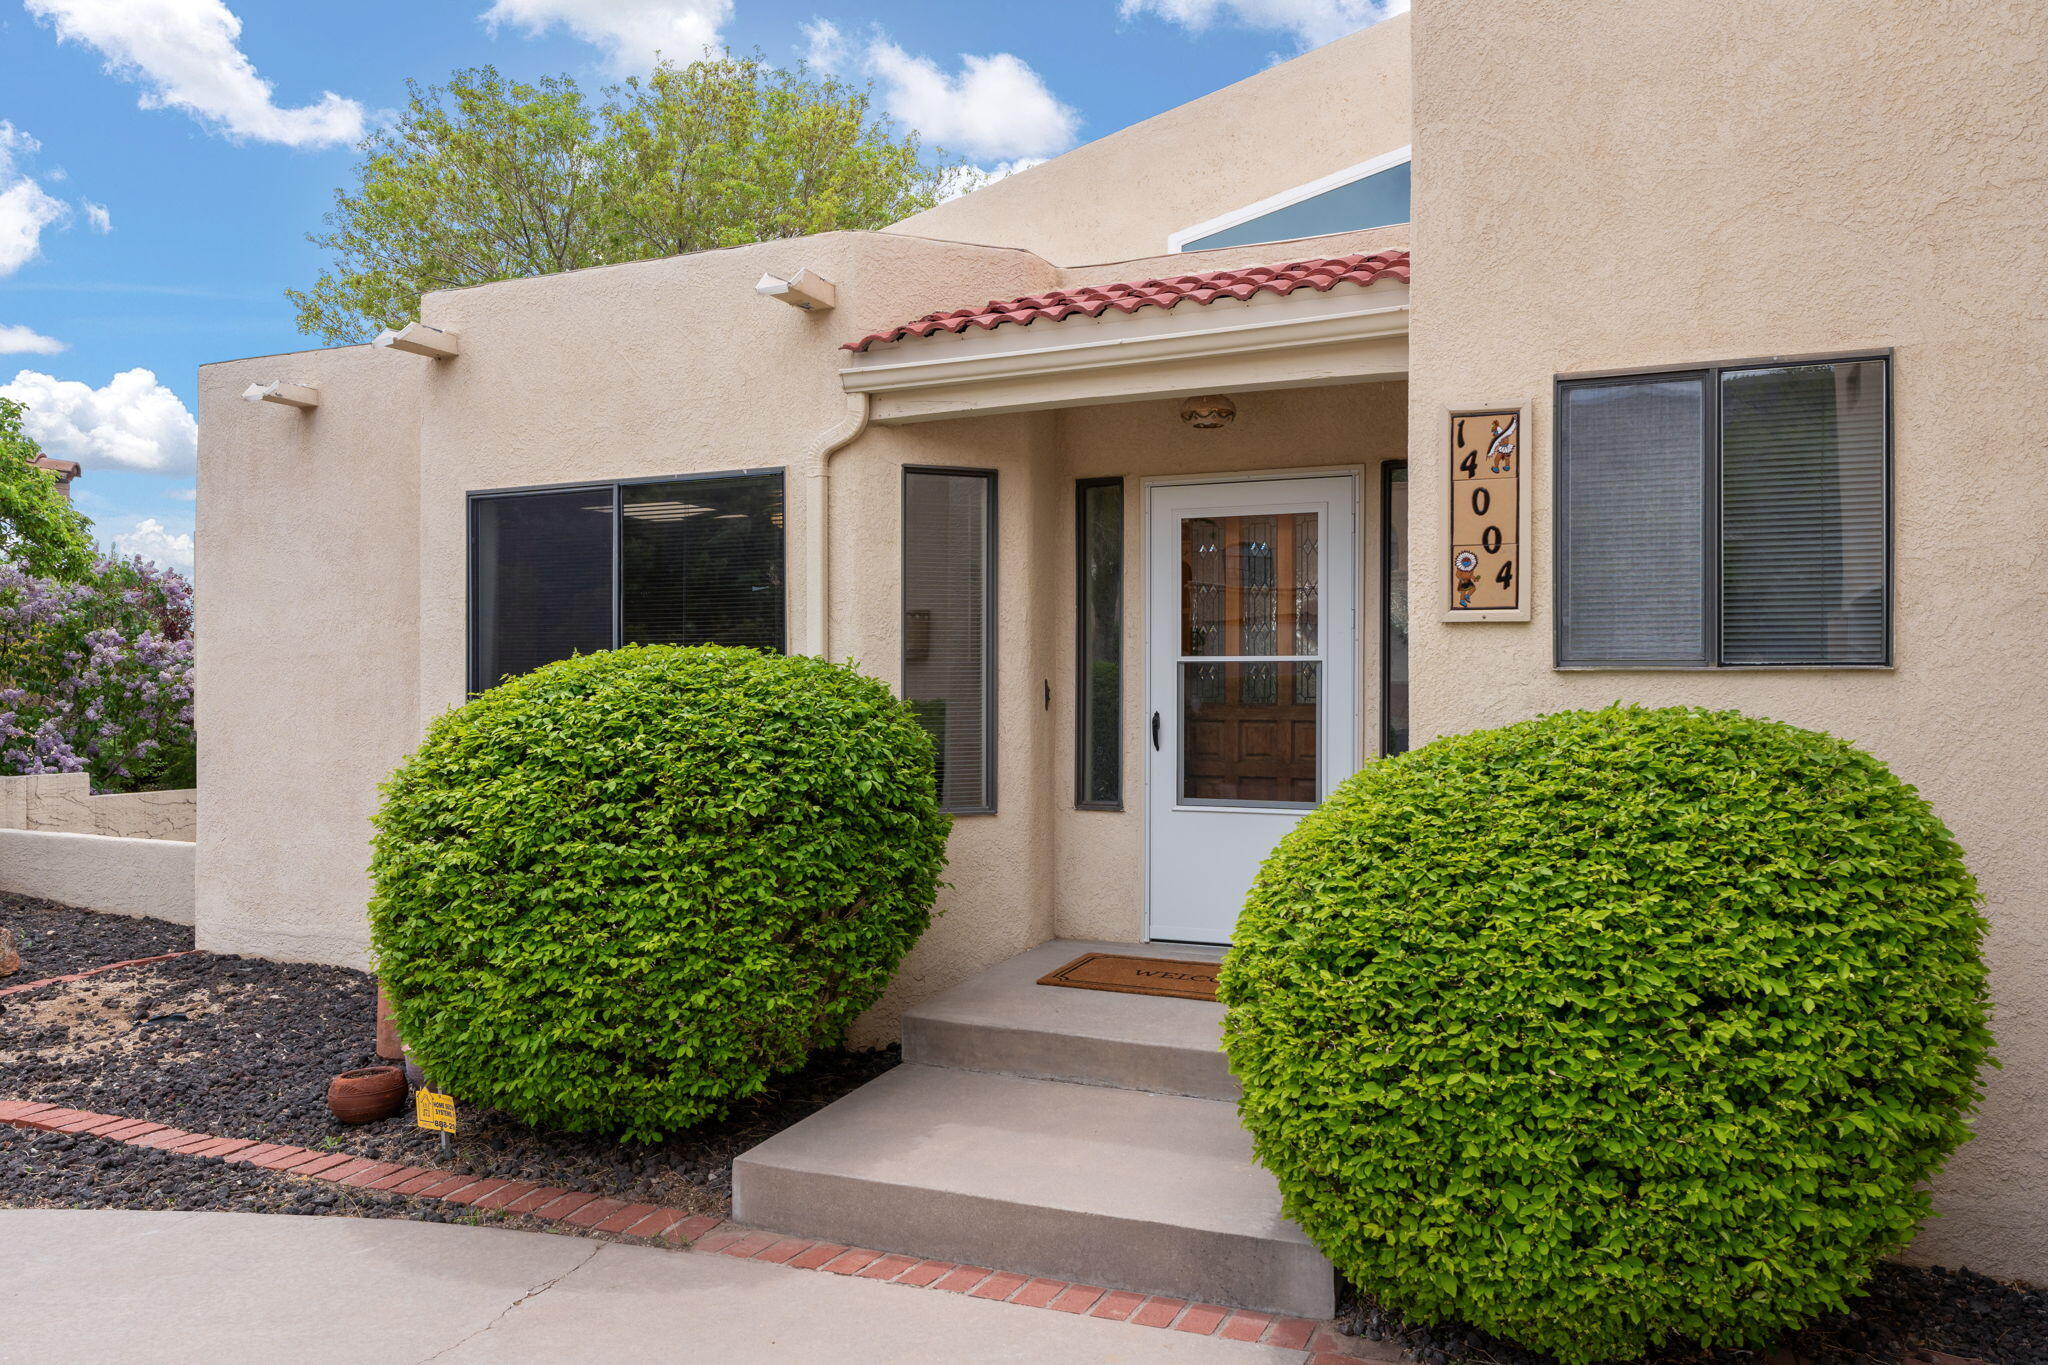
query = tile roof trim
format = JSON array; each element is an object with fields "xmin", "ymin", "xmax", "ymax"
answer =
[{"xmin": 845, "ymin": 250, "xmax": 1409, "ymax": 353}]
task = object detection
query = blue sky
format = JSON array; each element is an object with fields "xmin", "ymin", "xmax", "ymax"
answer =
[{"xmin": 0, "ymin": 0, "xmax": 1400, "ymax": 577}]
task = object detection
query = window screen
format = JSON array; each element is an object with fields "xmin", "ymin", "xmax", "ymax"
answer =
[
  {"xmin": 904, "ymin": 469, "xmax": 995, "ymax": 814},
  {"xmin": 623, "ymin": 475, "xmax": 785, "ymax": 651},
  {"xmin": 1076, "ymin": 478, "xmax": 1123, "ymax": 808},
  {"xmin": 470, "ymin": 488, "xmax": 614, "ymax": 689},
  {"xmin": 469, "ymin": 471, "xmax": 785, "ymax": 693},
  {"xmin": 1556, "ymin": 356, "xmax": 1890, "ymax": 668},
  {"xmin": 1557, "ymin": 376, "xmax": 1710, "ymax": 666},
  {"xmin": 1720, "ymin": 361, "xmax": 1888, "ymax": 665}
]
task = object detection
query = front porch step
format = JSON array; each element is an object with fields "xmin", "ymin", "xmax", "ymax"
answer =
[
  {"xmin": 731, "ymin": 1063, "xmax": 1334, "ymax": 1318},
  {"xmin": 901, "ymin": 938, "xmax": 1238, "ymax": 1101}
]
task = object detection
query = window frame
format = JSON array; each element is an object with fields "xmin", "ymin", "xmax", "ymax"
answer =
[
  {"xmin": 1073, "ymin": 476, "xmax": 1125, "ymax": 810},
  {"xmin": 1166, "ymin": 145, "xmax": 1412, "ymax": 254},
  {"xmin": 1379, "ymin": 460, "xmax": 1408, "ymax": 756},
  {"xmin": 466, "ymin": 467, "xmax": 787, "ymax": 695},
  {"xmin": 1552, "ymin": 350, "xmax": 1893, "ymax": 671},
  {"xmin": 901, "ymin": 465, "xmax": 999, "ymax": 816}
]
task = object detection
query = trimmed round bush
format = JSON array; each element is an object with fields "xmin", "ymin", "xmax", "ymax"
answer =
[
  {"xmin": 370, "ymin": 645, "xmax": 949, "ymax": 1141},
  {"xmin": 1221, "ymin": 705, "xmax": 1990, "ymax": 1364}
]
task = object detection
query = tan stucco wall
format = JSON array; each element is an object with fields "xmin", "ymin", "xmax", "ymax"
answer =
[
  {"xmin": 1409, "ymin": 0, "xmax": 2048, "ymax": 1279},
  {"xmin": 195, "ymin": 344, "xmax": 424, "ymax": 968},
  {"xmin": 0, "ymin": 829, "xmax": 195, "ymax": 925},
  {"xmin": 0, "ymin": 774, "xmax": 196, "ymax": 842},
  {"xmin": 892, "ymin": 15, "xmax": 1410, "ymax": 266},
  {"xmin": 1048, "ymin": 382, "xmax": 1407, "ymax": 945}
]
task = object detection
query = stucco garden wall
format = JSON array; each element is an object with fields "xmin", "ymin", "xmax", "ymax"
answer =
[
  {"xmin": 195, "ymin": 343, "xmax": 424, "ymax": 969},
  {"xmin": 892, "ymin": 14, "xmax": 1410, "ymax": 266},
  {"xmin": 0, "ymin": 774, "xmax": 195, "ymax": 842},
  {"xmin": 1408, "ymin": 0, "xmax": 2048, "ymax": 1279},
  {"xmin": 0, "ymin": 830, "xmax": 194, "ymax": 925}
]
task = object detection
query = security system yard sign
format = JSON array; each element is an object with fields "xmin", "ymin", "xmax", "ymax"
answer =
[{"xmin": 1445, "ymin": 404, "xmax": 1533, "ymax": 622}]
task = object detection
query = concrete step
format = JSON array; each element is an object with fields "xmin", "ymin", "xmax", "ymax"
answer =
[
  {"xmin": 901, "ymin": 939, "xmax": 1238, "ymax": 1101},
  {"xmin": 731, "ymin": 1064, "xmax": 1333, "ymax": 1318}
]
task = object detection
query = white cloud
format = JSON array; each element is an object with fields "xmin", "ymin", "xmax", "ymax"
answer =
[
  {"xmin": 83, "ymin": 201, "xmax": 112, "ymax": 233},
  {"xmin": 484, "ymin": 0, "xmax": 730, "ymax": 74},
  {"xmin": 802, "ymin": 21, "xmax": 1079, "ymax": 165},
  {"xmin": 25, "ymin": 0, "xmax": 366, "ymax": 147},
  {"xmin": 0, "ymin": 325, "xmax": 65, "ymax": 356},
  {"xmin": 0, "ymin": 124, "xmax": 69, "ymax": 277},
  {"xmin": 105, "ymin": 516, "xmax": 194, "ymax": 576},
  {"xmin": 0, "ymin": 368, "xmax": 198, "ymax": 475},
  {"xmin": 936, "ymin": 157, "xmax": 1049, "ymax": 202},
  {"xmin": 165, "ymin": 486, "xmax": 198, "ymax": 502},
  {"xmin": 1119, "ymin": 0, "xmax": 1407, "ymax": 48}
]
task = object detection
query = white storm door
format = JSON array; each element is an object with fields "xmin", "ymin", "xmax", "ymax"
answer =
[{"xmin": 1145, "ymin": 476, "xmax": 1358, "ymax": 945}]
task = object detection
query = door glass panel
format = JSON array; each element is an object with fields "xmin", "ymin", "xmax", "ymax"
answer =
[
  {"xmin": 1181, "ymin": 662, "xmax": 1319, "ymax": 805},
  {"xmin": 1181, "ymin": 513, "xmax": 1319, "ymax": 656}
]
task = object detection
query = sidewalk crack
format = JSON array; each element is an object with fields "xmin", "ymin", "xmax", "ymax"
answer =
[{"xmin": 415, "ymin": 1242, "xmax": 604, "ymax": 1364}]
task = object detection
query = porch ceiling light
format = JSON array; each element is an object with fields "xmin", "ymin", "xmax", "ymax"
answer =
[
  {"xmin": 243, "ymin": 381, "xmax": 320, "ymax": 410},
  {"xmin": 373, "ymin": 322, "xmax": 462, "ymax": 359},
  {"xmin": 1180, "ymin": 394, "xmax": 1237, "ymax": 429},
  {"xmin": 756, "ymin": 268, "xmax": 837, "ymax": 312}
]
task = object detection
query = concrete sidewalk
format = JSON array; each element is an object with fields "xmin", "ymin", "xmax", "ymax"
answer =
[{"xmin": 0, "ymin": 1210, "xmax": 1310, "ymax": 1363}]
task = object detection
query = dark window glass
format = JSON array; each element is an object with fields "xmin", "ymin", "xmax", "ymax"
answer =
[
  {"xmin": 1076, "ymin": 478, "xmax": 1123, "ymax": 808},
  {"xmin": 904, "ymin": 469, "xmax": 995, "ymax": 814},
  {"xmin": 1381, "ymin": 463, "xmax": 1409, "ymax": 755},
  {"xmin": 623, "ymin": 474, "xmax": 785, "ymax": 651},
  {"xmin": 469, "ymin": 471, "xmax": 785, "ymax": 693},
  {"xmin": 1720, "ymin": 361, "xmax": 1887, "ymax": 665},
  {"xmin": 470, "ymin": 488, "xmax": 613, "ymax": 691},
  {"xmin": 1556, "ymin": 357, "xmax": 1890, "ymax": 668},
  {"xmin": 1557, "ymin": 376, "xmax": 1711, "ymax": 666}
]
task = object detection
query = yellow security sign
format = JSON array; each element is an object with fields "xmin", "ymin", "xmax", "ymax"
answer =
[{"xmin": 415, "ymin": 1088, "xmax": 457, "ymax": 1133}]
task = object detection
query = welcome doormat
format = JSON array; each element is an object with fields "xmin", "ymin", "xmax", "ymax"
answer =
[{"xmin": 1036, "ymin": 952, "xmax": 1221, "ymax": 1002}]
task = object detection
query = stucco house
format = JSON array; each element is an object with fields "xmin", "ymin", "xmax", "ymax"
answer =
[{"xmin": 197, "ymin": 1, "xmax": 2047, "ymax": 1316}]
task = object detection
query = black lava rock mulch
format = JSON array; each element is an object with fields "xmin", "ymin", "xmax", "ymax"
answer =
[
  {"xmin": 1335, "ymin": 1259, "xmax": 2048, "ymax": 1364},
  {"xmin": 0, "ymin": 891, "xmax": 192, "ymax": 981},
  {"xmin": 4, "ymin": 903, "xmax": 897, "ymax": 1219},
  {"xmin": 0, "ymin": 1125, "xmax": 533, "ymax": 1230}
]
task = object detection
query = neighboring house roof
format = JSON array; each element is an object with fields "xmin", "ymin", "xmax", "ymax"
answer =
[
  {"xmin": 30, "ymin": 456, "xmax": 80, "ymax": 480},
  {"xmin": 843, "ymin": 249, "xmax": 1411, "ymax": 352}
]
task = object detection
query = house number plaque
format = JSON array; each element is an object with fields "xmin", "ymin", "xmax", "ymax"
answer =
[{"xmin": 1447, "ymin": 408, "xmax": 1523, "ymax": 617}]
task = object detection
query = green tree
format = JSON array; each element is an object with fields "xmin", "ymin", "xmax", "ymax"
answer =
[
  {"xmin": 290, "ymin": 55, "xmax": 962, "ymax": 344},
  {"xmin": 0, "ymin": 398, "xmax": 95, "ymax": 580}
]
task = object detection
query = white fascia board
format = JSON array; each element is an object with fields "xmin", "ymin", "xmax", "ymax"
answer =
[
  {"xmin": 840, "ymin": 281, "xmax": 1408, "ymax": 398},
  {"xmin": 1166, "ymin": 145, "xmax": 1412, "ymax": 253}
]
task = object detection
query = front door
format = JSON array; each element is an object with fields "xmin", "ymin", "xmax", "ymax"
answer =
[{"xmin": 1145, "ymin": 475, "xmax": 1359, "ymax": 944}]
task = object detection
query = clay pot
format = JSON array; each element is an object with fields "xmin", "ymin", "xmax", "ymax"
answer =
[{"xmin": 327, "ymin": 1066, "xmax": 407, "ymax": 1124}]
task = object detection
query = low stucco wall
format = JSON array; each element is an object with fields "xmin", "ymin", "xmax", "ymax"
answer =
[
  {"xmin": 0, "ymin": 828, "xmax": 195, "ymax": 925},
  {"xmin": 0, "ymin": 775, "xmax": 196, "ymax": 842}
]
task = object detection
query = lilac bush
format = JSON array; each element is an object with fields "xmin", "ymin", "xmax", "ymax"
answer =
[{"xmin": 0, "ymin": 556, "xmax": 195, "ymax": 792}]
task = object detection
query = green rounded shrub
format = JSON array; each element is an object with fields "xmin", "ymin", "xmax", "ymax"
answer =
[
  {"xmin": 1221, "ymin": 705, "xmax": 1990, "ymax": 1363},
  {"xmin": 370, "ymin": 645, "xmax": 950, "ymax": 1141}
]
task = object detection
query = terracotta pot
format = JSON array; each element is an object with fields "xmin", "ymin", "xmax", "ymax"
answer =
[{"xmin": 327, "ymin": 1066, "xmax": 407, "ymax": 1124}]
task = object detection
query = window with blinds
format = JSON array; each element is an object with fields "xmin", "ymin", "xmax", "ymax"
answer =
[
  {"xmin": 903, "ymin": 468, "xmax": 996, "ymax": 814},
  {"xmin": 1556, "ymin": 356, "xmax": 1889, "ymax": 668},
  {"xmin": 468, "ymin": 471, "xmax": 785, "ymax": 693}
]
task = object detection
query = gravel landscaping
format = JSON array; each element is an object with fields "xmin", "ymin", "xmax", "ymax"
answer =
[
  {"xmin": 1333, "ymin": 1254, "xmax": 2044, "ymax": 1365},
  {"xmin": 1, "ymin": 891, "xmax": 191, "ymax": 981},
  {"xmin": 1, "ymin": 902, "xmax": 895, "ymax": 1220}
]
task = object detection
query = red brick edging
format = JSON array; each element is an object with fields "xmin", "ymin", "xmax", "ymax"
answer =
[
  {"xmin": 0, "ymin": 950, "xmax": 202, "ymax": 998},
  {"xmin": 0, "ymin": 1099, "xmax": 1364, "ymax": 1359}
]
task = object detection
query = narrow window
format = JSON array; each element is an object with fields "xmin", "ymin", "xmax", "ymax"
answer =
[
  {"xmin": 1075, "ymin": 477, "xmax": 1123, "ymax": 808},
  {"xmin": 470, "ymin": 487, "xmax": 614, "ymax": 691},
  {"xmin": 623, "ymin": 473, "xmax": 785, "ymax": 651},
  {"xmin": 903, "ymin": 468, "xmax": 996, "ymax": 814},
  {"xmin": 468, "ymin": 470, "xmax": 786, "ymax": 693},
  {"xmin": 1381, "ymin": 463, "xmax": 1409, "ymax": 755},
  {"xmin": 1556, "ymin": 355, "xmax": 1889, "ymax": 668}
]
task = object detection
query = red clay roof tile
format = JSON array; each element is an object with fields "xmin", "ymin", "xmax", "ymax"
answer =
[{"xmin": 844, "ymin": 250, "xmax": 1409, "ymax": 352}]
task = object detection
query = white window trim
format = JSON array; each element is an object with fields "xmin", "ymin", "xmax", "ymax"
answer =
[{"xmin": 1167, "ymin": 145, "xmax": 1412, "ymax": 254}]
